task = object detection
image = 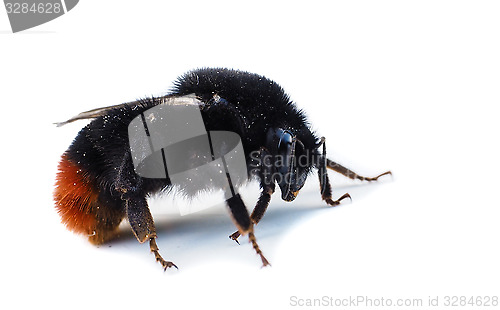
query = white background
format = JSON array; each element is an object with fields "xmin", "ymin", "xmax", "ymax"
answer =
[{"xmin": 1, "ymin": 1, "xmax": 499, "ymax": 309}]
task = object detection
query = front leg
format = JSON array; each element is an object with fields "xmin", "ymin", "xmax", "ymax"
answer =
[
  {"xmin": 327, "ymin": 159, "xmax": 392, "ymax": 181},
  {"xmin": 317, "ymin": 137, "xmax": 391, "ymax": 206},
  {"xmin": 318, "ymin": 157, "xmax": 352, "ymax": 206},
  {"xmin": 318, "ymin": 138, "xmax": 351, "ymax": 206}
]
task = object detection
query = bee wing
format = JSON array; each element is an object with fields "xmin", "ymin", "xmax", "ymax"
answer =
[
  {"xmin": 54, "ymin": 103, "xmax": 130, "ymax": 127},
  {"xmin": 54, "ymin": 94, "xmax": 201, "ymax": 127}
]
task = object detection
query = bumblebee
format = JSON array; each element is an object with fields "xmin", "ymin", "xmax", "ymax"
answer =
[{"xmin": 54, "ymin": 68, "xmax": 391, "ymax": 269}]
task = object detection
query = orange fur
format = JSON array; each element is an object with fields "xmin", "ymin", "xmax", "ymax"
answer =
[{"xmin": 54, "ymin": 153, "xmax": 100, "ymax": 237}]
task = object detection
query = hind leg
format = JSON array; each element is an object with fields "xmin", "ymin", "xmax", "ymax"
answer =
[
  {"xmin": 114, "ymin": 152, "xmax": 177, "ymax": 270},
  {"xmin": 125, "ymin": 194, "xmax": 177, "ymax": 270}
]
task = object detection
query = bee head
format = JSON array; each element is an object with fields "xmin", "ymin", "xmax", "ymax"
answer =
[{"xmin": 266, "ymin": 128, "xmax": 309, "ymax": 202}]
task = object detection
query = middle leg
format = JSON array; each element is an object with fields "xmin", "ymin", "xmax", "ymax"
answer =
[
  {"xmin": 229, "ymin": 184, "xmax": 275, "ymax": 244},
  {"xmin": 229, "ymin": 147, "xmax": 275, "ymax": 244},
  {"xmin": 226, "ymin": 193, "xmax": 270, "ymax": 267}
]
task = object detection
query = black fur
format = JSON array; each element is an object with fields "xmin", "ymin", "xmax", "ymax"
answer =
[{"xmin": 66, "ymin": 68, "xmax": 319, "ymax": 199}]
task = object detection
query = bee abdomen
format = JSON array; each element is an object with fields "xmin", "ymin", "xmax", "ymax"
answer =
[{"xmin": 54, "ymin": 153, "xmax": 124, "ymax": 244}]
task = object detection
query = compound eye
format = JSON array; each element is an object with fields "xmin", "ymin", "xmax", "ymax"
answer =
[{"xmin": 278, "ymin": 130, "xmax": 294, "ymax": 154}]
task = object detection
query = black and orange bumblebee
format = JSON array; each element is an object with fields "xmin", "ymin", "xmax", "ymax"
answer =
[{"xmin": 54, "ymin": 68, "xmax": 391, "ymax": 270}]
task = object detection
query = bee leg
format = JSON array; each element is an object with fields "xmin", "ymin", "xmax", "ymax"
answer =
[
  {"xmin": 125, "ymin": 195, "xmax": 177, "ymax": 270},
  {"xmin": 319, "ymin": 163, "xmax": 352, "ymax": 206},
  {"xmin": 115, "ymin": 152, "xmax": 177, "ymax": 270},
  {"xmin": 226, "ymin": 194, "xmax": 270, "ymax": 267},
  {"xmin": 150, "ymin": 237, "xmax": 178, "ymax": 270},
  {"xmin": 318, "ymin": 138, "xmax": 352, "ymax": 206},
  {"xmin": 229, "ymin": 148, "xmax": 275, "ymax": 244},
  {"xmin": 326, "ymin": 159, "xmax": 392, "ymax": 182},
  {"xmin": 229, "ymin": 185, "xmax": 275, "ymax": 244}
]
